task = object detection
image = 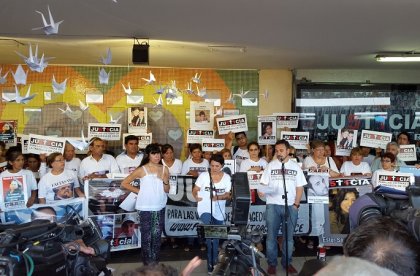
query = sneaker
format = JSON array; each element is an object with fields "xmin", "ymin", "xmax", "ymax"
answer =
[
  {"xmin": 267, "ymin": 265, "xmax": 277, "ymax": 275},
  {"xmin": 284, "ymin": 264, "xmax": 298, "ymax": 274}
]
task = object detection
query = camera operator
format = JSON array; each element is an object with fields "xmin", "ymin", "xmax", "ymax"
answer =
[
  {"xmin": 343, "ymin": 216, "xmax": 418, "ymax": 276},
  {"xmin": 259, "ymin": 140, "xmax": 306, "ymax": 275},
  {"xmin": 192, "ymin": 154, "xmax": 231, "ymax": 274}
]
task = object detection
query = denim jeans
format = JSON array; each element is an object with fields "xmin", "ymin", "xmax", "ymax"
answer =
[
  {"xmin": 265, "ymin": 204, "xmax": 298, "ymax": 268},
  {"xmin": 200, "ymin": 213, "xmax": 223, "ymax": 272}
]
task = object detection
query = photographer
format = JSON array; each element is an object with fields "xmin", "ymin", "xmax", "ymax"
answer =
[{"xmin": 192, "ymin": 153, "xmax": 231, "ymax": 274}]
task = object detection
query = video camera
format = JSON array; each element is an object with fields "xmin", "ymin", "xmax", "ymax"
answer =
[
  {"xmin": 349, "ymin": 185, "xmax": 420, "ymax": 241},
  {"xmin": 197, "ymin": 224, "xmax": 267, "ymax": 276},
  {"xmin": 0, "ymin": 214, "xmax": 111, "ymax": 276}
]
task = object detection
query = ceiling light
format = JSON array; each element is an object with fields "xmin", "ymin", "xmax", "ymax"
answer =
[{"xmin": 376, "ymin": 53, "xmax": 420, "ymax": 62}]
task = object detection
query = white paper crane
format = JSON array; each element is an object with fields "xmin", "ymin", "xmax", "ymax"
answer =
[
  {"xmin": 192, "ymin": 72, "xmax": 201, "ymax": 84},
  {"xmin": 32, "ymin": 5, "xmax": 63, "ymax": 35},
  {"xmin": 196, "ymin": 85, "xmax": 207, "ymax": 98},
  {"xmin": 185, "ymin": 82, "xmax": 194, "ymax": 94},
  {"xmin": 4, "ymin": 85, "xmax": 36, "ymax": 104},
  {"xmin": 100, "ymin": 48, "xmax": 112, "ymax": 65},
  {"xmin": 0, "ymin": 68, "xmax": 9, "ymax": 84},
  {"xmin": 214, "ymin": 106, "xmax": 223, "ymax": 117},
  {"xmin": 99, "ymin": 68, "xmax": 110, "ymax": 84},
  {"xmin": 142, "ymin": 71, "xmax": 156, "ymax": 85},
  {"xmin": 15, "ymin": 44, "xmax": 53, "ymax": 73},
  {"xmin": 67, "ymin": 130, "xmax": 90, "ymax": 151},
  {"xmin": 12, "ymin": 65, "xmax": 28, "ymax": 85},
  {"xmin": 166, "ymin": 80, "xmax": 178, "ymax": 99},
  {"xmin": 155, "ymin": 85, "xmax": 166, "ymax": 95},
  {"xmin": 226, "ymin": 92, "xmax": 234, "ymax": 103},
  {"xmin": 233, "ymin": 87, "xmax": 250, "ymax": 99},
  {"xmin": 109, "ymin": 114, "xmax": 122, "ymax": 124},
  {"xmin": 154, "ymin": 94, "xmax": 163, "ymax": 108},
  {"xmin": 58, "ymin": 103, "xmax": 73, "ymax": 114},
  {"xmin": 52, "ymin": 75, "xmax": 67, "ymax": 94},
  {"xmin": 121, "ymin": 82, "xmax": 132, "ymax": 94},
  {"xmin": 79, "ymin": 100, "xmax": 89, "ymax": 111},
  {"xmin": 260, "ymin": 89, "xmax": 269, "ymax": 100}
]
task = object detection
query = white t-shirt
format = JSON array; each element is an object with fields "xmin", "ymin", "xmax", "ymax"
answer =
[
  {"xmin": 181, "ymin": 159, "xmax": 209, "ymax": 175},
  {"xmin": 195, "ymin": 171, "xmax": 232, "ymax": 221},
  {"xmin": 340, "ymin": 161, "xmax": 371, "ymax": 176},
  {"xmin": 163, "ymin": 159, "xmax": 183, "ymax": 175},
  {"xmin": 0, "ymin": 169, "xmax": 38, "ymax": 201},
  {"xmin": 302, "ymin": 156, "xmax": 339, "ymax": 174},
  {"xmin": 239, "ymin": 158, "xmax": 268, "ymax": 172},
  {"xmin": 260, "ymin": 159, "xmax": 306, "ymax": 205},
  {"xmin": 66, "ymin": 158, "xmax": 81, "ymax": 174},
  {"xmin": 232, "ymin": 147, "xmax": 249, "ymax": 171},
  {"xmin": 78, "ymin": 154, "xmax": 120, "ymax": 179},
  {"xmin": 38, "ymin": 169, "xmax": 80, "ymax": 203},
  {"xmin": 116, "ymin": 152, "xmax": 144, "ymax": 174}
]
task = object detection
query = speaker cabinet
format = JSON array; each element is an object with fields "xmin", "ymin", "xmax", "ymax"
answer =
[
  {"xmin": 231, "ymin": 172, "xmax": 251, "ymax": 225},
  {"xmin": 132, "ymin": 44, "xmax": 149, "ymax": 64}
]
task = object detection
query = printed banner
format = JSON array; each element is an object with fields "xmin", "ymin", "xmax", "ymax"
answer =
[
  {"xmin": 0, "ymin": 120, "xmax": 17, "ymax": 148},
  {"xmin": 360, "ymin": 130, "xmax": 392, "ymax": 149},
  {"xmin": 201, "ymin": 138, "xmax": 225, "ymax": 152},
  {"xmin": 27, "ymin": 134, "xmax": 66, "ymax": 155},
  {"xmin": 0, "ymin": 175, "xmax": 28, "ymax": 211},
  {"xmin": 186, "ymin": 129, "xmax": 215, "ymax": 144},
  {"xmin": 399, "ymin": 145, "xmax": 417, "ymax": 162},
  {"xmin": 247, "ymin": 171, "xmax": 263, "ymax": 189},
  {"xmin": 274, "ymin": 113, "xmax": 299, "ymax": 129},
  {"xmin": 258, "ymin": 116, "xmax": 276, "ymax": 145},
  {"xmin": 190, "ymin": 101, "xmax": 214, "ymax": 130},
  {"xmin": 88, "ymin": 123, "xmax": 122, "ymax": 141},
  {"xmin": 216, "ymin": 114, "xmax": 248, "ymax": 135},
  {"xmin": 329, "ymin": 176, "xmax": 372, "ymax": 188},
  {"xmin": 375, "ymin": 171, "xmax": 414, "ymax": 192},
  {"xmin": 128, "ymin": 106, "xmax": 147, "ymax": 134},
  {"xmin": 307, "ymin": 167, "xmax": 330, "ymax": 177},
  {"xmin": 306, "ymin": 174, "xmax": 329, "ymax": 204},
  {"xmin": 122, "ymin": 133, "xmax": 152, "ymax": 149},
  {"xmin": 1, "ymin": 198, "xmax": 85, "ymax": 224},
  {"xmin": 280, "ymin": 131, "xmax": 309, "ymax": 150}
]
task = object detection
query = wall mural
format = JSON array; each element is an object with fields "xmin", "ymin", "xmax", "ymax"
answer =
[{"xmin": 0, "ymin": 65, "xmax": 259, "ymax": 159}]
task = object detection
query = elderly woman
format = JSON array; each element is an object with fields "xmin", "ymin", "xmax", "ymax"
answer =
[
  {"xmin": 303, "ymin": 140, "xmax": 340, "ymax": 177},
  {"xmin": 340, "ymin": 147, "xmax": 372, "ymax": 177}
]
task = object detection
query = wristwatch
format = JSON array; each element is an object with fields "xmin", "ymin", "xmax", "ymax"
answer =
[{"xmin": 293, "ymin": 203, "xmax": 300, "ymax": 209}]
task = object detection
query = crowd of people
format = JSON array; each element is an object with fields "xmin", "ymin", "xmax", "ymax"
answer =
[{"xmin": 0, "ymin": 129, "xmax": 418, "ymax": 275}]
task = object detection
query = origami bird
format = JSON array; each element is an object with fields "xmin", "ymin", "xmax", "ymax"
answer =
[
  {"xmin": 166, "ymin": 81, "xmax": 178, "ymax": 100},
  {"xmin": 100, "ymin": 48, "xmax": 112, "ymax": 65},
  {"xmin": 196, "ymin": 85, "xmax": 207, "ymax": 98},
  {"xmin": 214, "ymin": 106, "xmax": 223, "ymax": 117},
  {"xmin": 15, "ymin": 44, "xmax": 52, "ymax": 73},
  {"xmin": 67, "ymin": 130, "xmax": 90, "ymax": 151},
  {"xmin": 122, "ymin": 82, "xmax": 132, "ymax": 94},
  {"xmin": 12, "ymin": 65, "xmax": 28, "ymax": 85},
  {"xmin": 192, "ymin": 72, "xmax": 201, "ymax": 84},
  {"xmin": 185, "ymin": 82, "xmax": 194, "ymax": 94},
  {"xmin": 109, "ymin": 114, "xmax": 122, "ymax": 124},
  {"xmin": 52, "ymin": 75, "xmax": 67, "ymax": 94},
  {"xmin": 58, "ymin": 103, "xmax": 73, "ymax": 114},
  {"xmin": 260, "ymin": 89, "xmax": 269, "ymax": 100},
  {"xmin": 233, "ymin": 87, "xmax": 250, "ymax": 99},
  {"xmin": 226, "ymin": 92, "xmax": 234, "ymax": 103},
  {"xmin": 142, "ymin": 71, "xmax": 156, "ymax": 85},
  {"xmin": 4, "ymin": 85, "xmax": 36, "ymax": 104},
  {"xmin": 155, "ymin": 85, "xmax": 167, "ymax": 95},
  {"xmin": 154, "ymin": 94, "xmax": 163, "ymax": 108},
  {"xmin": 0, "ymin": 68, "xmax": 9, "ymax": 84},
  {"xmin": 32, "ymin": 5, "xmax": 63, "ymax": 35},
  {"xmin": 79, "ymin": 100, "xmax": 89, "ymax": 111},
  {"xmin": 99, "ymin": 68, "xmax": 110, "ymax": 84}
]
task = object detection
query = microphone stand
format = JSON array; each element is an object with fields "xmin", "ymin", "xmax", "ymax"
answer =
[
  {"xmin": 281, "ymin": 158, "xmax": 289, "ymax": 276},
  {"xmin": 208, "ymin": 169, "xmax": 215, "ymax": 272}
]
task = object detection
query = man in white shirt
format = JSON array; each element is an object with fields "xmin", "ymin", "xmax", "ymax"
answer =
[
  {"xmin": 259, "ymin": 140, "xmax": 306, "ymax": 275},
  {"xmin": 225, "ymin": 131, "xmax": 250, "ymax": 171},
  {"xmin": 116, "ymin": 135, "xmax": 144, "ymax": 174},
  {"xmin": 64, "ymin": 143, "xmax": 81, "ymax": 174},
  {"xmin": 79, "ymin": 137, "xmax": 120, "ymax": 180}
]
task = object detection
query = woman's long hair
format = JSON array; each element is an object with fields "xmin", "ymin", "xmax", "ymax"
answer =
[
  {"xmin": 139, "ymin": 143, "xmax": 162, "ymax": 167},
  {"xmin": 5, "ymin": 146, "xmax": 23, "ymax": 170}
]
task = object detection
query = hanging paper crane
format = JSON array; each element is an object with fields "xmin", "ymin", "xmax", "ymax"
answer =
[{"xmin": 32, "ymin": 5, "xmax": 63, "ymax": 35}]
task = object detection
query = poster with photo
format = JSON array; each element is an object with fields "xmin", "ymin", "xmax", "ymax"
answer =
[
  {"xmin": 258, "ymin": 116, "xmax": 276, "ymax": 145},
  {"xmin": 360, "ymin": 130, "xmax": 392, "ymax": 149},
  {"xmin": 216, "ymin": 114, "xmax": 248, "ymax": 135},
  {"xmin": 128, "ymin": 106, "xmax": 147, "ymax": 133},
  {"xmin": 280, "ymin": 131, "xmax": 309, "ymax": 150},
  {"xmin": 190, "ymin": 101, "xmax": 214, "ymax": 130},
  {"xmin": 336, "ymin": 129, "xmax": 358, "ymax": 156},
  {"xmin": 0, "ymin": 120, "xmax": 17, "ymax": 148},
  {"xmin": 306, "ymin": 174, "xmax": 329, "ymax": 204},
  {"xmin": 27, "ymin": 134, "xmax": 66, "ymax": 155},
  {"xmin": 274, "ymin": 113, "xmax": 299, "ymax": 129},
  {"xmin": 122, "ymin": 133, "xmax": 152, "ymax": 150},
  {"xmin": 111, "ymin": 213, "xmax": 140, "ymax": 251},
  {"xmin": 1, "ymin": 198, "xmax": 85, "ymax": 224},
  {"xmin": 88, "ymin": 123, "xmax": 122, "ymax": 141},
  {"xmin": 1, "ymin": 176, "xmax": 28, "ymax": 211}
]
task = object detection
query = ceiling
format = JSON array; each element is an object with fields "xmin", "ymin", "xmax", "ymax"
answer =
[{"xmin": 2, "ymin": 0, "xmax": 420, "ymax": 70}]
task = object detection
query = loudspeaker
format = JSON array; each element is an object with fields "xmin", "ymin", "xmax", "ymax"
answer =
[
  {"xmin": 231, "ymin": 172, "xmax": 251, "ymax": 225},
  {"xmin": 132, "ymin": 44, "xmax": 149, "ymax": 64}
]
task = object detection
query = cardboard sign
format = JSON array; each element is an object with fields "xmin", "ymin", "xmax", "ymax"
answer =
[
  {"xmin": 258, "ymin": 116, "xmax": 276, "ymax": 145},
  {"xmin": 88, "ymin": 123, "xmax": 122, "ymax": 141},
  {"xmin": 399, "ymin": 145, "xmax": 417, "ymax": 162},
  {"xmin": 360, "ymin": 130, "xmax": 392, "ymax": 149},
  {"xmin": 0, "ymin": 120, "xmax": 17, "ymax": 148},
  {"xmin": 280, "ymin": 131, "xmax": 309, "ymax": 150},
  {"xmin": 202, "ymin": 138, "xmax": 225, "ymax": 152},
  {"xmin": 122, "ymin": 133, "xmax": 152, "ymax": 149},
  {"xmin": 186, "ymin": 129, "xmax": 215, "ymax": 144},
  {"xmin": 274, "ymin": 113, "xmax": 299, "ymax": 128},
  {"xmin": 190, "ymin": 101, "xmax": 214, "ymax": 130},
  {"xmin": 0, "ymin": 176, "xmax": 28, "ymax": 211},
  {"xmin": 216, "ymin": 114, "xmax": 248, "ymax": 135},
  {"xmin": 375, "ymin": 171, "xmax": 414, "ymax": 192},
  {"xmin": 27, "ymin": 134, "xmax": 65, "ymax": 155}
]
